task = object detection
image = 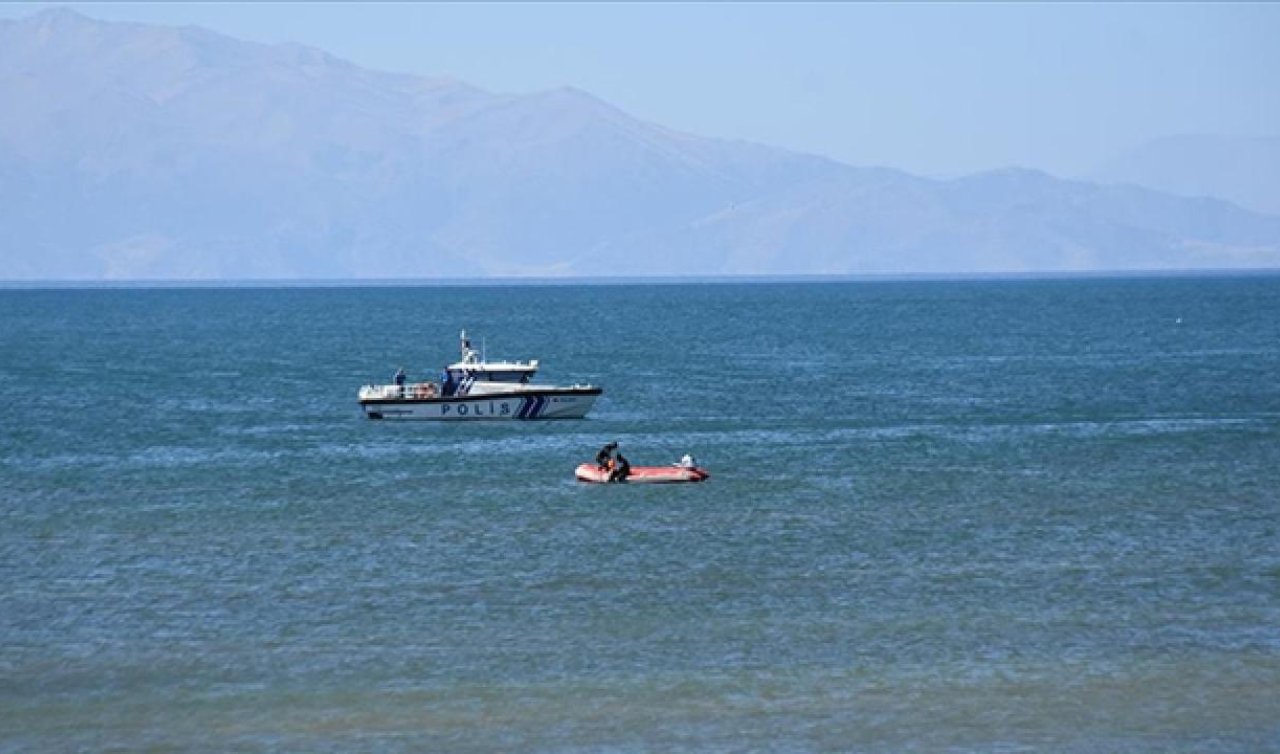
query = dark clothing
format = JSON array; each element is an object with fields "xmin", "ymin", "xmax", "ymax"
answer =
[
  {"xmin": 610, "ymin": 454, "xmax": 631, "ymax": 482},
  {"xmin": 595, "ymin": 442, "xmax": 618, "ymax": 469},
  {"xmin": 393, "ymin": 368, "xmax": 406, "ymax": 386}
]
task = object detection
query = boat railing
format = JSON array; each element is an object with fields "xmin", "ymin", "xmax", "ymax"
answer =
[{"xmin": 361, "ymin": 382, "xmax": 441, "ymax": 400}]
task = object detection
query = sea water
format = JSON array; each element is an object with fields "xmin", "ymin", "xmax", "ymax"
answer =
[{"xmin": 1, "ymin": 278, "xmax": 1278, "ymax": 752}]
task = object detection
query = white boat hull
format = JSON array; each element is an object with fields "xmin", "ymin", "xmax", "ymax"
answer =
[{"xmin": 359, "ymin": 388, "xmax": 600, "ymax": 420}]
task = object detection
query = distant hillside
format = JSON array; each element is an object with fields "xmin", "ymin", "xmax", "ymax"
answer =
[
  {"xmin": 1092, "ymin": 135, "xmax": 1280, "ymax": 217},
  {"xmin": 2, "ymin": 9, "xmax": 1279, "ymax": 279}
]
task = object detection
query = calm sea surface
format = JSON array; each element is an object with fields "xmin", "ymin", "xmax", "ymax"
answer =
[{"xmin": 1, "ymin": 278, "xmax": 1278, "ymax": 752}]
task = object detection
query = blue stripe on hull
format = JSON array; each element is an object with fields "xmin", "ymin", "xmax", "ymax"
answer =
[{"xmin": 518, "ymin": 395, "xmax": 546, "ymax": 420}]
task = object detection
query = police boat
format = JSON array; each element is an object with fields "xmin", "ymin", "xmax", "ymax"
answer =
[{"xmin": 358, "ymin": 330, "xmax": 602, "ymax": 420}]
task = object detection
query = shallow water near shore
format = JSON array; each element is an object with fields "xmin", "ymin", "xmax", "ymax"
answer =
[{"xmin": 2, "ymin": 277, "xmax": 1278, "ymax": 751}]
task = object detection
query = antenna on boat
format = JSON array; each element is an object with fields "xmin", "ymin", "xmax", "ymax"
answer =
[{"xmin": 459, "ymin": 329, "xmax": 482, "ymax": 364}]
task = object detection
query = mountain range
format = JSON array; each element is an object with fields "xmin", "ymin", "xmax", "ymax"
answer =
[{"xmin": 2, "ymin": 9, "xmax": 1278, "ymax": 280}]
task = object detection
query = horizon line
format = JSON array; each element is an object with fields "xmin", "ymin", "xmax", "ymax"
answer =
[{"xmin": 2, "ymin": 268, "xmax": 1278, "ymax": 290}]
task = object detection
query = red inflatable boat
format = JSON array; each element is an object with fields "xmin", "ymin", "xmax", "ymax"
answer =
[{"xmin": 574, "ymin": 463, "xmax": 710, "ymax": 484}]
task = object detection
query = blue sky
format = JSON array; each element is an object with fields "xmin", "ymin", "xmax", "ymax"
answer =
[{"xmin": 5, "ymin": 2, "xmax": 1278, "ymax": 178}]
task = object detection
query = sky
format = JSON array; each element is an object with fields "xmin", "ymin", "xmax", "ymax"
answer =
[{"xmin": 4, "ymin": 2, "xmax": 1279, "ymax": 179}]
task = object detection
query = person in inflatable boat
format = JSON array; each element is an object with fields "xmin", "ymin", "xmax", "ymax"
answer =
[
  {"xmin": 609, "ymin": 452, "xmax": 631, "ymax": 482},
  {"xmin": 595, "ymin": 441, "xmax": 618, "ymax": 470}
]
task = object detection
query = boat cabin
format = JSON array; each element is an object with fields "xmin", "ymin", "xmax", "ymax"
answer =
[{"xmin": 439, "ymin": 330, "xmax": 539, "ymax": 395}]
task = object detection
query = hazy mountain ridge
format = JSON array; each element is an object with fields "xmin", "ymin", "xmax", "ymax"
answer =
[
  {"xmin": 2, "ymin": 9, "xmax": 1278, "ymax": 279},
  {"xmin": 600, "ymin": 168, "xmax": 1280, "ymax": 275},
  {"xmin": 1092, "ymin": 135, "xmax": 1280, "ymax": 217}
]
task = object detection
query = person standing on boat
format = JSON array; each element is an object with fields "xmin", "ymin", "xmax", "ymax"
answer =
[
  {"xmin": 393, "ymin": 367, "xmax": 406, "ymax": 396},
  {"xmin": 440, "ymin": 366, "xmax": 454, "ymax": 397},
  {"xmin": 609, "ymin": 452, "xmax": 631, "ymax": 483},
  {"xmin": 595, "ymin": 441, "xmax": 618, "ymax": 470}
]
